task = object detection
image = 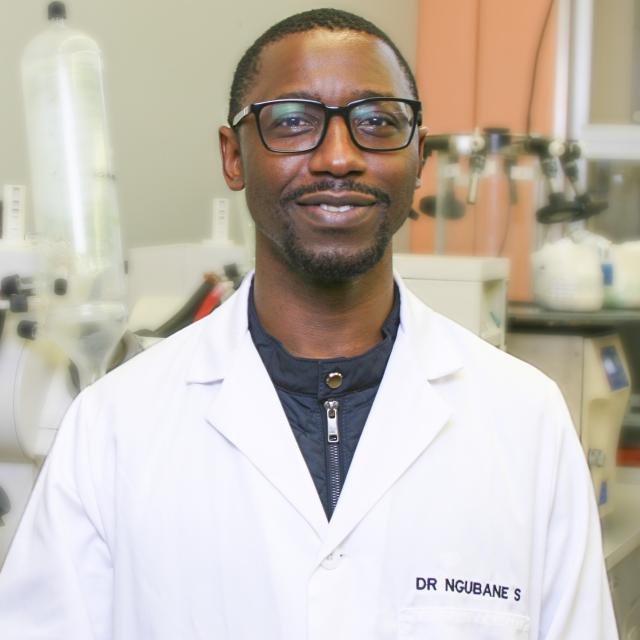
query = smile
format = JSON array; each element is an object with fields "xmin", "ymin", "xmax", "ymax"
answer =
[
  {"xmin": 319, "ymin": 203, "xmax": 363, "ymax": 213},
  {"xmin": 295, "ymin": 191, "xmax": 378, "ymax": 211},
  {"xmin": 288, "ymin": 189, "xmax": 386, "ymax": 231}
]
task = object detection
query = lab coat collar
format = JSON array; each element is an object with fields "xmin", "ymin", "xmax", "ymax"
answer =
[
  {"xmin": 188, "ymin": 273, "xmax": 333, "ymax": 538},
  {"xmin": 185, "ymin": 273, "xmax": 254, "ymax": 384},
  {"xmin": 186, "ymin": 270, "xmax": 465, "ymax": 385},
  {"xmin": 394, "ymin": 271, "xmax": 465, "ymax": 381},
  {"xmin": 188, "ymin": 270, "xmax": 465, "ymax": 544}
]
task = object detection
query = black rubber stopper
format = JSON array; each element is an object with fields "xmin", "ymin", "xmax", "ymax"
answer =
[
  {"xmin": 48, "ymin": 1, "xmax": 67, "ymax": 20},
  {"xmin": 54, "ymin": 278, "xmax": 68, "ymax": 295},
  {"xmin": 17, "ymin": 320, "xmax": 38, "ymax": 340},
  {"xmin": 1, "ymin": 275, "xmax": 20, "ymax": 297}
]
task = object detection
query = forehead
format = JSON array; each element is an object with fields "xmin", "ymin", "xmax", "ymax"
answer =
[{"xmin": 246, "ymin": 29, "xmax": 412, "ymax": 104}]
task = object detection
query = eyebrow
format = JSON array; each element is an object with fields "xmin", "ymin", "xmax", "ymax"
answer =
[{"xmin": 271, "ymin": 90, "xmax": 398, "ymax": 102}]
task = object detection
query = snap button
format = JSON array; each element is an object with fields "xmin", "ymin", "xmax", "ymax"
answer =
[
  {"xmin": 321, "ymin": 550, "xmax": 343, "ymax": 570},
  {"xmin": 325, "ymin": 371, "xmax": 343, "ymax": 390}
]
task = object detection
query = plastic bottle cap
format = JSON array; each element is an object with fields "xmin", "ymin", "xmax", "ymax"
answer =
[{"xmin": 48, "ymin": 1, "xmax": 67, "ymax": 20}]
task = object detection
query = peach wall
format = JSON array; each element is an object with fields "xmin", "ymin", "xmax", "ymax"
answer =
[{"xmin": 412, "ymin": 0, "xmax": 558, "ymax": 301}]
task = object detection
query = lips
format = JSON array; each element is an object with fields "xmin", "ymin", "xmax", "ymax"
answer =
[
  {"xmin": 292, "ymin": 191, "xmax": 380, "ymax": 231},
  {"xmin": 295, "ymin": 192, "xmax": 378, "ymax": 209}
]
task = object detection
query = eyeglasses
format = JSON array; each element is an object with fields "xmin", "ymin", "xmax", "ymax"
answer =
[{"xmin": 231, "ymin": 97, "xmax": 422, "ymax": 153}]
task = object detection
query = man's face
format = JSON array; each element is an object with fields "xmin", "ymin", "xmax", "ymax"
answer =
[{"xmin": 220, "ymin": 29, "xmax": 425, "ymax": 283}]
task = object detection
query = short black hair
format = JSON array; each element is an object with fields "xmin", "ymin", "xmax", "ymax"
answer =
[{"xmin": 227, "ymin": 8, "xmax": 419, "ymax": 124}]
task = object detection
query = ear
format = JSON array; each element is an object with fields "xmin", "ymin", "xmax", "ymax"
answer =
[
  {"xmin": 219, "ymin": 126, "xmax": 245, "ymax": 191},
  {"xmin": 417, "ymin": 125, "xmax": 429, "ymax": 183}
]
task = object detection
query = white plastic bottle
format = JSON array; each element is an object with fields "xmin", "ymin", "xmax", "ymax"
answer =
[{"xmin": 22, "ymin": 2, "xmax": 127, "ymax": 387}]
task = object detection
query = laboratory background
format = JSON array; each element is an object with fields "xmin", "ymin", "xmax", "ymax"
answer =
[{"xmin": 1, "ymin": 0, "xmax": 639, "ymax": 636}]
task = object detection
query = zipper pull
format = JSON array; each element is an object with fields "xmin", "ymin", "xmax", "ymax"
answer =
[{"xmin": 324, "ymin": 400, "xmax": 340, "ymax": 443}]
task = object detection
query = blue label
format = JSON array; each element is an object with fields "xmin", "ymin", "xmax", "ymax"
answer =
[
  {"xmin": 601, "ymin": 346, "xmax": 629, "ymax": 391},
  {"xmin": 602, "ymin": 263, "xmax": 613, "ymax": 286},
  {"xmin": 599, "ymin": 481, "xmax": 608, "ymax": 506}
]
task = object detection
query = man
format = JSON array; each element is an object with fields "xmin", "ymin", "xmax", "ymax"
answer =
[{"xmin": 0, "ymin": 8, "xmax": 617, "ymax": 639}]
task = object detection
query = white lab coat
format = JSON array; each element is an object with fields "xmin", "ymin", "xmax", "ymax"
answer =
[{"xmin": 0, "ymin": 274, "xmax": 617, "ymax": 640}]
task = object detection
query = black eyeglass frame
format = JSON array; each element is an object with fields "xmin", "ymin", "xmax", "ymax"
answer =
[{"xmin": 230, "ymin": 97, "xmax": 423, "ymax": 154}]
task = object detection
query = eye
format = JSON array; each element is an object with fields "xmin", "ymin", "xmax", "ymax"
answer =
[
  {"xmin": 357, "ymin": 113, "xmax": 400, "ymax": 131},
  {"xmin": 262, "ymin": 104, "xmax": 321, "ymax": 137},
  {"xmin": 274, "ymin": 115, "xmax": 315, "ymax": 130},
  {"xmin": 351, "ymin": 102, "xmax": 412, "ymax": 138}
]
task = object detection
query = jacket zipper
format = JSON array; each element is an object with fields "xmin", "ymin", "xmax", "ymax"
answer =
[{"xmin": 324, "ymin": 399, "xmax": 342, "ymax": 515}]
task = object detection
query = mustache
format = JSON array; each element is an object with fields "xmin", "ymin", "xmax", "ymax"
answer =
[{"xmin": 280, "ymin": 180, "xmax": 391, "ymax": 207}]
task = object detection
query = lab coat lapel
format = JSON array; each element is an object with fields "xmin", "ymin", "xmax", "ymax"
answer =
[
  {"xmin": 192, "ymin": 274, "xmax": 328, "ymax": 539},
  {"xmin": 317, "ymin": 284, "xmax": 461, "ymax": 560},
  {"xmin": 204, "ymin": 329, "xmax": 329, "ymax": 540},
  {"xmin": 193, "ymin": 275, "xmax": 462, "ymax": 555}
]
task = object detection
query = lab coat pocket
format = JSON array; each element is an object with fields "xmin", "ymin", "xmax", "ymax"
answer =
[{"xmin": 398, "ymin": 606, "xmax": 530, "ymax": 639}]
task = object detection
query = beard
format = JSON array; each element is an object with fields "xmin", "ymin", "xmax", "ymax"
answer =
[
  {"xmin": 269, "ymin": 178, "xmax": 397, "ymax": 283},
  {"xmin": 279, "ymin": 214, "xmax": 393, "ymax": 284}
]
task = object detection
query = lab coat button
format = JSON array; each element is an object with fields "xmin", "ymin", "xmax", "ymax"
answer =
[
  {"xmin": 325, "ymin": 372, "xmax": 343, "ymax": 389},
  {"xmin": 321, "ymin": 550, "xmax": 343, "ymax": 570}
]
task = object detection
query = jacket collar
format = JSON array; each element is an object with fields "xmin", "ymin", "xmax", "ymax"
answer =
[{"xmin": 185, "ymin": 270, "xmax": 464, "ymax": 385}]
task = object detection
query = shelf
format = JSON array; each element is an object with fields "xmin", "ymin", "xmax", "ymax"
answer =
[{"xmin": 508, "ymin": 303, "xmax": 640, "ymax": 330}]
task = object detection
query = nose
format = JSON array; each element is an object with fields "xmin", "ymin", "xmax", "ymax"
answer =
[{"xmin": 307, "ymin": 115, "xmax": 367, "ymax": 177}]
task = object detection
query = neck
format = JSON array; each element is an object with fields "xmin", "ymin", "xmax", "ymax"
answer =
[{"xmin": 253, "ymin": 248, "xmax": 395, "ymax": 359}]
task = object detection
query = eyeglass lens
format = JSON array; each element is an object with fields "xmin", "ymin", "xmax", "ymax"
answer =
[{"xmin": 258, "ymin": 100, "xmax": 416, "ymax": 152}]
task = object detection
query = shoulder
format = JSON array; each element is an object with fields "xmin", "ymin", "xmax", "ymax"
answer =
[
  {"xmin": 401, "ymin": 283, "xmax": 559, "ymax": 399},
  {"xmin": 94, "ymin": 278, "xmax": 250, "ymax": 397},
  {"xmin": 400, "ymin": 285, "xmax": 572, "ymax": 445},
  {"xmin": 91, "ymin": 316, "xmax": 207, "ymax": 400}
]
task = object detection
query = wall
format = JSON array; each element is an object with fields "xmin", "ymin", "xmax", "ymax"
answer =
[
  {"xmin": 411, "ymin": 0, "xmax": 559, "ymax": 301},
  {"xmin": 0, "ymin": 0, "xmax": 418, "ymax": 250},
  {"xmin": 590, "ymin": 0, "xmax": 637, "ymax": 123}
]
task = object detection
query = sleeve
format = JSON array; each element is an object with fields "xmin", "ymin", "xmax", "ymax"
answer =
[
  {"xmin": 539, "ymin": 383, "xmax": 619, "ymax": 639},
  {"xmin": 0, "ymin": 388, "xmax": 113, "ymax": 640}
]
